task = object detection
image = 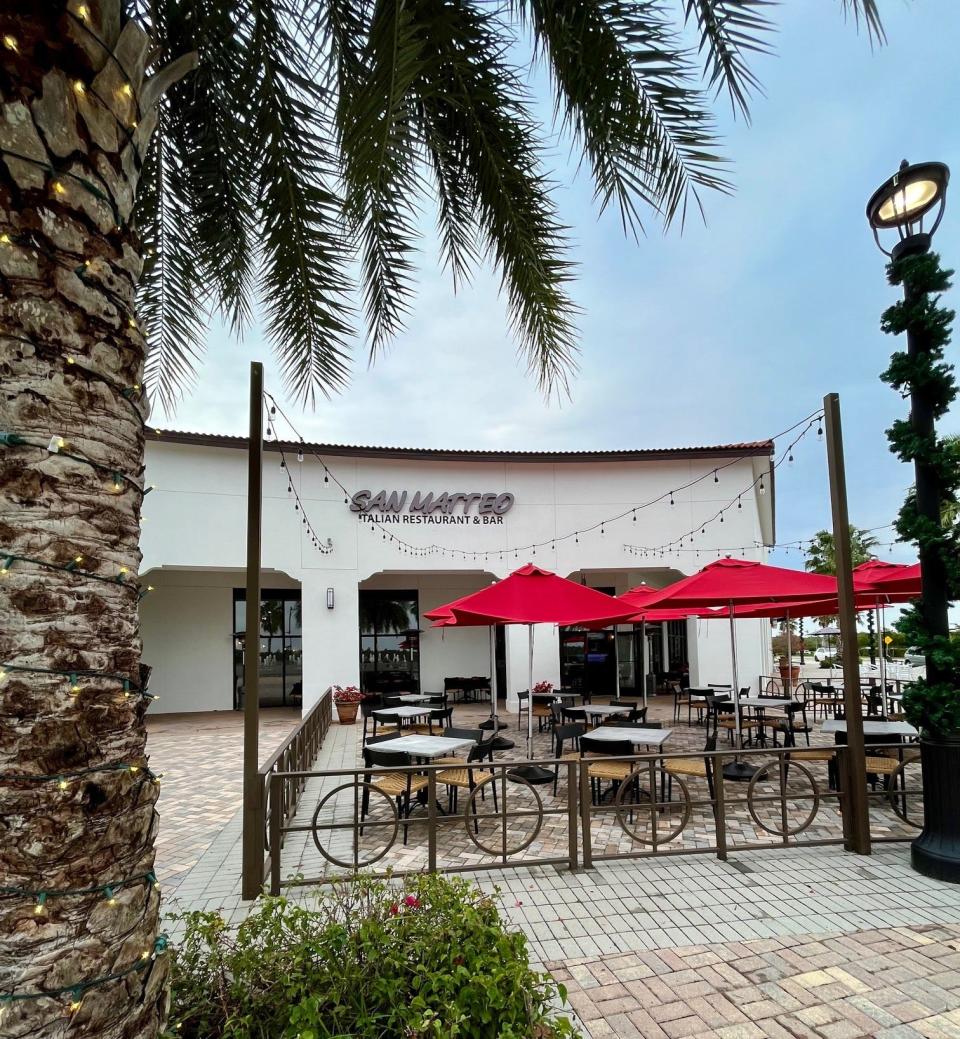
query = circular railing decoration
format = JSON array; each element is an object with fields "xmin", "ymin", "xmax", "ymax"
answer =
[
  {"xmin": 463, "ymin": 775, "xmax": 544, "ymax": 857},
  {"xmin": 885, "ymin": 756, "xmax": 923, "ymax": 829},
  {"xmin": 311, "ymin": 782, "xmax": 399, "ymax": 869},
  {"xmin": 746, "ymin": 759, "xmax": 820, "ymax": 837},
  {"xmin": 613, "ymin": 771, "xmax": 691, "ymax": 845}
]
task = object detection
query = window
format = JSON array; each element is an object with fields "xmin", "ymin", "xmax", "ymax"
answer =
[
  {"xmin": 359, "ymin": 590, "xmax": 420, "ymax": 694},
  {"xmin": 233, "ymin": 588, "xmax": 302, "ymax": 708}
]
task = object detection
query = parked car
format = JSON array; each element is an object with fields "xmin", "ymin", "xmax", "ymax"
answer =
[
  {"xmin": 813, "ymin": 646, "xmax": 837, "ymax": 662},
  {"xmin": 904, "ymin": 646, "xmax": 925, "ymax": 667}
]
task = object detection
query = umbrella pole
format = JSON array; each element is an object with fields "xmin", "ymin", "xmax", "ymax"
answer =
[
  {"xmin": 507, "ymin": 623, "xmax": 554, "ymax": 786},
  {"xmin": 528, "ymin": 624, "xmax": 535, "ymax": 758},
  {"xmin": 878, "ymin": 606, "xmax": 888, "ymax": 716},
  {"xmin": 490, "ymin": 626, "xmax": 498, "ymax": 727},
  {"xmin": 724, "ymin": 601, "xmax": 758, "ymax": 781},
  {"xmin": 641, "ymin": 620, "xmax": 648, "ymax": 709},
  {"xmin": 785, "ymin": 610, "xmax": 792, "ymax": 697},
  {"xmin": 614, "ymin": 628, "xmax": 621, "ymax": 700}
]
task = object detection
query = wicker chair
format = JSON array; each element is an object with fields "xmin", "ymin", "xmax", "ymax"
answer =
[
  {"xmin": 436, "ymin": 736, "xmax": 499, "ymax": 826},
  {"xmin": 663, "ymin": 733, "xmax": 717, "ymax": 803},
  {"xmin": 581, "ymin": 734, "xmax": 637, "ymax": 804},
  {"xmin": 360, "ymin": 746, "xmax": 429, "ymax": 845}
]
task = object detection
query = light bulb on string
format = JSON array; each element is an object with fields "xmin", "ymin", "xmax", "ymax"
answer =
[
  {"xmin": 34, "ymin": 893, "xmax": 46, "ymax": 915},
  {"xmin": 2, "ymin": 34, "xmax": 18, "ymax": 51},
  {"xmin": 669, "ymin": 493, "xmax": 675, "ymax": 506},
  {"xmin": 297, "ymin": 445, "xmax": 303, "ymax": 463},
  {"xmin": 759, "ymin": 477, "xmax": 766, "ymax": 496},
  {"xmin": 714, "ymin": 470, "xmax": 719, "ymax": 483}
]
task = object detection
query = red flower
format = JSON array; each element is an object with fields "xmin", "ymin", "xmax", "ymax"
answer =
[
  {"xmin": 403, "ymin": 895, "xmax": 421, "ymax": 909},
  {"xmin": 389, "ymin": 903, "xmax": 399, "ymax": 915}
]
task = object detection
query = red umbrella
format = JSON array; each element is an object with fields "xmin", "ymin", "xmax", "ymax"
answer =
[
  {"xmin": 854, "ymin": 560, "xmax": 921, "ymax": 596},
  {"xmin": 427, "ymin": 563, "xmax": 639, "ymax": 627},
  {"xmin": 640, "ymin": 558, "xmax": 840, "ymax": 776},
  {"xmin": 639, "ymin": 557, "xmax": 839, "ymax": 610},
  {"xmin": 426, "ymin": 565, "xmax": 638, "ymax": 767}
]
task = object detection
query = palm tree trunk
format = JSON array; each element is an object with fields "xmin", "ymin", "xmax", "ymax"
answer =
[{"xmin": 1, "ymin": 7, "xmax": 190, "ymax": 1035}]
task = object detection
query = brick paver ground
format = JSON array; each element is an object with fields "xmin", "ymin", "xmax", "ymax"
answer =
[
  {"xmin": 549, "ymin": 924, "xmax": 960, "ymax": 1039},
  {"xmin": 146, "ymin": 708, "xmax": 299, "ymax": 888},
  {"xmin": 158, "ymin": 697, "xmax": 960, "ymax": 1039}
]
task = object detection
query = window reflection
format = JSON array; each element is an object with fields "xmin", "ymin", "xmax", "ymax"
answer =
[{"xmin": 359, "ymin": 590, "xmax": 420, "ymax": 694}]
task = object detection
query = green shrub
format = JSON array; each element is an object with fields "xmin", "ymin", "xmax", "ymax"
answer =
[
  {"xmin": 169, "ymin": 873, "xmax": 580, "ymax": 1039},
  {"xmin": 819, "ymin": 657, "xmax": 838, "ymax": 669}
]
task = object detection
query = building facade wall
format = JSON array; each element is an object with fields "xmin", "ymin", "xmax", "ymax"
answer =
[{"xmin": 139, "ymin": 438, "xmax": 774, "ymax": 713}]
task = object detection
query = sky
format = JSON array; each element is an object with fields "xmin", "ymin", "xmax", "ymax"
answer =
[{"xmin": 158, "ymin": 1, "xmax": 960, "ymax": 588}]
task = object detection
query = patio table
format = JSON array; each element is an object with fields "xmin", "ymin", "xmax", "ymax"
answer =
[
  {"xmin": 581, "ymin": 726, "xmax": 672, "ymax": 748},
  {"xmin": 373, "ymin": 706, "xmax": 432, "ymax": 721},
  {"xmin": 391, "ymin": 694, "xmax": 434, "ymax": 704},
  {"xmin": 372, "ymin": 734, "xmax": 476, "ymax": 759},
  {"xmin": 737, "ymin": 697, "xmax": 796, "ymax": 708},
  {"xmin": 585, "ymin": 704, "xmax": 636, "ymax": 719},
  {"xmin": 821, "ymin": 719, "xmax": 918, "ymax": 737}
]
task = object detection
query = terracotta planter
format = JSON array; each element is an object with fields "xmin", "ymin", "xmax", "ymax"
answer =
[
  {"xmin": 335, "ymin": 701, "xmax": 359, "ymax": 725},
  {"xmin": 912, "ymin": 734, "xmax": 960, "ymax": 884}
]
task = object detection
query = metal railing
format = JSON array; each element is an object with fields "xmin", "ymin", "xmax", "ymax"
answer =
[
  {"xmin": 257, "ymin": 688, "xmax": 333, "ymax": 887},
  {"xmin": 265, "ymin": 740, "xmax": 922, "ymax": 895}
]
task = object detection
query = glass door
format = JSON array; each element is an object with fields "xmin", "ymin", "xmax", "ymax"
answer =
[{"xmin": 233, "ymin": 589, "xmax": 303, "ymax": 708}]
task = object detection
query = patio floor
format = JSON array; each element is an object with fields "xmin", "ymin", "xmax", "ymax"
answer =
[
  {"xmin": 148, "ymin": 695, "xmax": 960, "ymax": 1038},
  {"xmin": 146, "ymin": 707, "xmax": 299, "ymax": 888}
]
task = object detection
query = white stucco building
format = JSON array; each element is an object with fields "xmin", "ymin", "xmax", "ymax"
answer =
[{"xmin": 139, "ymin": 431, "xmax": 776, "ymax": 715}]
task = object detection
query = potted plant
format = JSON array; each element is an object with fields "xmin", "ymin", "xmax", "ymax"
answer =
[{"xmin": 333, "ymin": 685, "xmax": 365, "ymax": 724}]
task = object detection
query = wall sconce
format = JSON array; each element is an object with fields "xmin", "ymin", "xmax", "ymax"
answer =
[{"xmin": 326, "ymin": 587, "xmax": 335, "ymax": 610}]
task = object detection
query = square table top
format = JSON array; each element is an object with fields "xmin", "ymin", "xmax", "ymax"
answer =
[
  {"xmin": 738, "ymin": 697, "xmax": 797, "ymax": 708},
  {"xmin": 583, "ymin": 726, "xmax": 672, "ymax": 747},
  {"xmin": 373, "ymin": 734, "xmax": 476, "ymax": 758},
  {"xmin": 585, "ymin": 704, "xmax": 637, "ymax": 717},
  {"xmin": 821, "ymin": 719, "xmax": 918, "ymax": 736},
  {"xmin": 391, "ymin": 694, "xmax": 433, "ymax": 703},
  {"xmin": 550, "ymin": 691, "xmax": 582, "ymax": 699},
  {"xmin": 373, "ymin": 706, "xmax": 432, "ymax": 719}
]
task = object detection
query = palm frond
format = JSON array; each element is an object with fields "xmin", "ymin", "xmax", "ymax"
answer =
[
  {"xmin": 407, "ymin": 0, "xmax": 578, "ymax": 395},
  {"xmin": 513, "ymin": 0, "xmax": 728, "ymax": 233},
  {"xmin": 242, "ymin": 0, "xmax": 354, "ymax": 406},
  {"xmin": 162, "ymin": 1, "xmax": 257, "ymax": 336},
  {"xmin": 683, "ymin": 0, "xmax": 776, "ymax": 120},
  {"xmin": 331, "ymin": 0, "xmax": 425, "ymax": 358},
  {"xmin": 839, "ymin": 0, "xmax": 887, "ymax": 45},
  {"xmin": 136, "ymin": 114, "xmax": 208, "ymax": 416}
]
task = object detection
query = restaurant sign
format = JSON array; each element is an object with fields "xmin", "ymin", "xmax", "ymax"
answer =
[{"xmin": 350, "ymin": 489, "xmax": 515, "ymax": 525}]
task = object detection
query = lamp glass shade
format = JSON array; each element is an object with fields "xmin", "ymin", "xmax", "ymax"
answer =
[
  {"xmin": 877, "ymin": 178, "xmax": 939, "ymax": 224},
  {"xmin": 867, "ymin": 161, "xmax": 949, "ymax": 231}
]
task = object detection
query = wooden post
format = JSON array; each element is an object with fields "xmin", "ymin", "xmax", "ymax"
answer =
[
  {"xmin": 242, "ymin": 362, "xmax": 265, "ymax": 898},
  {"xmin": 823, "ymin": 393, "xmax": 871, "ymax": 855}
]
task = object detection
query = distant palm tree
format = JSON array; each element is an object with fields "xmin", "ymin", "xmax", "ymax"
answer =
[
  {"xmin": 805, "ymin": 525, "xmax": 880, "ymax": 628},
  {"xmin": 804, "ymin": 526, "xmax": 880, "ymax": 577},
  {"xmin": 0, "ymin": 2, "xmax": 884, "ymax": 1035}
]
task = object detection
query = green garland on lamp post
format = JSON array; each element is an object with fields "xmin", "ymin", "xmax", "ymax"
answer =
[{"xmin": 880, "ymin": 249, "xmax": 960, "ymax": 735}]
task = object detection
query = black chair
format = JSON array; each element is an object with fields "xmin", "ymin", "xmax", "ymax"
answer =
[
  {"xmin": 360, "ymin": 695, "xmax": 384, "ymax": 742},
  {"xmin": 561, "ymin": 706, "xmax": 588, "ymax": 729},
  {"xmin": 532, "ymin": 694, "xmax": 554, "ymax": 732},
  {"xmin": 436, "ymin": 739, "xmax": 499, "ymax": 823},
  {"xmin": 581, "ymin": 735, "xmax": 637, "ymax": 804},
  {"xmin": 552, "ymin": 723, "xmax": 585, "ymax": 795},
  {"xmin": 360, "ymin": 746, "xmax": 429, "ymax": 845},
  {"xmin": 516, "ymin": 690, "xmax": 530, "ymax": 730},
  {"xmin": 411, "ymin": 705, "xmax": 454, "ymax": 735},
  {"xmin": 664, "ymin": 732, "xmax": 718, "ymax": 807}
]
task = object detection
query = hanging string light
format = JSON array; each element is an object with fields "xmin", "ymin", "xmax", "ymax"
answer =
[{"xmin": 261, "ymin": 392, "xmax": 824, "ymax": 565}]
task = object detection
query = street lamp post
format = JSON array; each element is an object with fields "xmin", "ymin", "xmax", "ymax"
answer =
[
  {"xmin": 866, "ymin": 159, "xmax": 952, "ymax": 686},
  {"xmin": 867, "ymin": 159, "xmax": 960, "ymax": 883}
]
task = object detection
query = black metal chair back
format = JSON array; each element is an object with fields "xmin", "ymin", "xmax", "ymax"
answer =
[
  {"xmin": 561, "ymin": 706, "xmax": 587, "ymax": 725},
  {"xmin": 581, "ymin": 735, "xmax": 634, "ymax": 758}
]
